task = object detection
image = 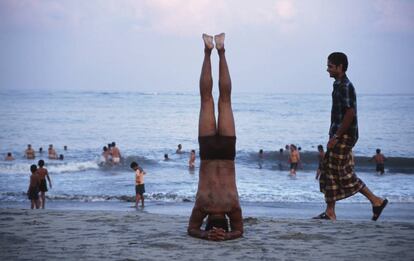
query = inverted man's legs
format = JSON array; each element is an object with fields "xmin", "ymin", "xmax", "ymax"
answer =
[
  {"xmin": 199, "ymin": 34, "xmax": 216, "ymax": 137},
  {"xmin": 198, "ymin": 33, "xmax": 235, "ymax": 137}
]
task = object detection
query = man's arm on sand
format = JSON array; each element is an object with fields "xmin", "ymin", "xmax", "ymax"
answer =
[
  {"xmin": 187, "ymin": 207, "xmax": 208, "ymax": 239},
  {"xmin": 225, "ymin": 207, "xmax": 243, "ymax": 240}
]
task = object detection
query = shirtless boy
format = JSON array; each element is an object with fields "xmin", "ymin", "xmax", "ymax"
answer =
[
  {"xmin": 189, "ymin": 150, "xmax": 196, "ymax": 169},
  {"xmin": 371, "ymin": 149, "xmax": 386, "ymax": 175},
  {"xmin": 289, "ymin": 144, "xmax": 300, "ymax": 176},
  {"xmin": 130, "ymin": 161, "xmax": 146, "ymax": 208},
  {"xmin": 48, "ymin": 144, "xmax": 58, "ymax": 159},
  {"xmin": 37, "ymin": 160, "xmax": 52, "ymax": 209},
  {"xmin": 315, "ymin": 145, "xmax": 325, "ymax": 180},
  {"xmin": 27, "ymin": 164, "xmax": 40, "ymax": 209},
  {"xmin": 5, "ymin": 152, "xmax": 15, "ymax": 161},
  {"xmin": 25, "ymin": 144, "xmax": 35, "ymax": 159},
  {"xmin": 111, "ymin": 142, "xmax": 122, "ymax": 164},
  {"xmin": 187, "ymin": 33, "xmax": 243, "ymax": 241}
]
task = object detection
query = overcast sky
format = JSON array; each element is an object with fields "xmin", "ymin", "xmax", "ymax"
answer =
[{"xmin": 0, "ymin": 0, "xmax": 413, "ymax": 94}]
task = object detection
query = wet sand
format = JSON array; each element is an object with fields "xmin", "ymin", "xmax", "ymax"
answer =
[{"xmin": 1, "ymin": 207, "xmax": 413, "ymax": 261}]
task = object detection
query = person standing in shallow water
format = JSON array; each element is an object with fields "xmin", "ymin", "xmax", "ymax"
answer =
[
  {"xmin": 315, "ymin": 52, "xmax": 388, "ymax": 221},
  {"xmin": 370, "ymin": 148, "xmax": 386, "ymax": 175},
  {"xmin": 187, "ymin": 33, "xmax": 243, "ymax": 241},
  {"xmin": 37, "ymin": 160, "xmax": 52, "ymax": 209},
  {"xmin": 27, "ymin": 164, "xmax": 40, "ymax": 209},
  {"xmin": 315, "ymin": 145, "xmax": 325, "ymax": 180}
]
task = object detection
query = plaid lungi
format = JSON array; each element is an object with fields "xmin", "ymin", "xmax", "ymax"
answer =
[{"xmin": 319, "ymin": 135, "xmax": 365, "ymax": 203}]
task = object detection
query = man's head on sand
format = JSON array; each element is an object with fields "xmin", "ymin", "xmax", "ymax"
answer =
[
  {"xmin": 327, "ymin": 52, "xmax": 348, "ymax": 79},
  {"xmin": 376, "ymin": 148, "xmax": 381, "ymax": 154},
  {"xmin": 205, "ymin": 214, "xmax": 229, "ymax": 232},
  {"xmin": 30, "ymin": 164, "xmax": 37, "ymax": 174}
]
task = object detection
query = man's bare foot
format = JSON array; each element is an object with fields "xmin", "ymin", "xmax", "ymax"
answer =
[
  {"xmin": 202, "ymin": 33, "xmax": 214, "ymax": 50},
  {"xmin": 214, "ymin": 33, "xmax": 225, "ymax": 50}
]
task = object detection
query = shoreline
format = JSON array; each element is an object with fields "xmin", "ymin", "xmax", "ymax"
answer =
[
  {"xmin": 1, "ymin": 207, "xmax": 413, "ymax": 261},
  {"xmin": 1, "ymin": 200, "xmax": 413, "ymax": 222}
]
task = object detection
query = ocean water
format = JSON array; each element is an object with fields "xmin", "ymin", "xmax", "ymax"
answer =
[{"xmin": 0, "ymin": 90, "xmax": 413, "ymax": 206}]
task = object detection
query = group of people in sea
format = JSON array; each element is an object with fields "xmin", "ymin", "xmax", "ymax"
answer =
[
  {"xmin": 258, "ymin": 144, "xmax": 387, "ymax": 178},
  {"xmin": 4, "ymin": 144, "xmax": 66, "ymax": 161},
  {"xmin": 100, "ymin": 142, "xmax": 122, "ymax": 165},
  {"xmin": 164, "ymin": 144, "xmax": 197, "ymax": 169}
]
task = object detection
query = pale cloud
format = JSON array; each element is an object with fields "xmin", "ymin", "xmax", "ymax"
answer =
[
  {"xmin": 274, "ymin": 0, "xmax": 296, "ymax": 20},
  {"xmin": 1, "ymin": 0, "xmax": 413, "ymax": 36},
  {"xmin": 373, "ymin": 0, "xmax": 414, "ymax": 32}
]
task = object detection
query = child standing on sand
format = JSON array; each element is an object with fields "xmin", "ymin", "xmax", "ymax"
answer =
[
  {"xmin": 130, "ymin": 161, "xmax": 146, "ymax": 208},
  {"xmin": 27, "ymin": 164, "xmax": 40, "ymax": 209}
]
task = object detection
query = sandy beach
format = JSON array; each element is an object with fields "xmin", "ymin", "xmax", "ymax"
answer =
[{"xmin": 1, "ymin": 207, "xmax": 413, "ymax": 261}]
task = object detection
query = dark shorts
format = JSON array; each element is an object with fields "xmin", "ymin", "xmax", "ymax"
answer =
[
  {"xmin": 290, "ymin": 163, "xmax": 298, "ymax": 170},
  {"xmin": 198, "ymin": 135, "xmax": 236, "ymax": 160},
  {"xmin": 39, "ymin": 179, "xmax": 48, "ymax": 192},
  {"xmin": 135, "ymin": 184, "xmax": 145, "ymax": 195},
  {"xmin": 27, "ymin": 187, "xmax": 39, "ymax": 200},
  {"xmin": 376, "ymin": 164, "xmax": 385, "ymax": 173}
]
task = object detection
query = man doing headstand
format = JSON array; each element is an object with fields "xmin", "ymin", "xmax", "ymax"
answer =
[{"xmin": 187, "ymin": 33, "xmax": 243, "ymax": 241}]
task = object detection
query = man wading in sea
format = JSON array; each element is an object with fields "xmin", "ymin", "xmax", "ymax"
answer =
[
  {"xmin": 187, "ymin": 33, "xmax": 243, "ymax": 241},
  {"xmin": 315, "ymin": 52, "xmax": 388, "ymax": 221}
]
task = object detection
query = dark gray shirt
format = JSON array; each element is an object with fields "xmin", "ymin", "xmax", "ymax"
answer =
[{"xmin": 329, "ymin": 75, "xmax": 358, "ymax": 141}]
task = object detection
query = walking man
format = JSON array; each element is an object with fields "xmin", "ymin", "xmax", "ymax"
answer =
[{"xmin": 315, "ymin": 52, "xmax": 388, "ymax": 221}]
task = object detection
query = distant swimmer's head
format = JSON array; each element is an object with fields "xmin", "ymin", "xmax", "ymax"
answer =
[
  {"xmin": 39, "ymin": 147, "xmax": 43, "ymax": 153},
  {"xmin": 279, "ymin": 148, "xmax": 284, "ymax": 154},
  {"xmin": 64, "ymin": 145, "xmax": 68, "ymax": 150},
  {"xmin": 164, "ymin": 154, "xmax": 169, "ymax": 159},
  {"xmin": 259, "ymin": 149, "xmax": 263, "ymax": 154},
  {"xmin": 130, "ymin": 161, "xmax": 138, "ymax": 170},
  {"xmin": 59, "ymin": 154, "xmax": 64, "ymax": 160},
  {"xmin": 30, "ymin": 164, "xmax": 37, "ymax": 173},
  {"xmin": 177, "ymin": 144, "xmax": 182, "ymax": 150},
  {"xmin": 376, "ymin": 148, "xmax": 381, "ymax": 154},
  {"xmin": 205, "ymin": 214, "xmax": 229, "ymax": 232},
  {"xmin": 38, "ymin": 159, "xmax": 45, "ymax": 167},
  {"xmin": 318, "ymin": 145, "xmax": 324, "ymax": 152}
]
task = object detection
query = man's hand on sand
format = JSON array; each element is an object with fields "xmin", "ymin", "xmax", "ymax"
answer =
[
  {"xmin": 202, "ymin": 33, "xmax": 214, "ymax": 50},
  {"xmin": 214, "ymin": 33, "xmax": 225, "ymax": 50},
  {"xmin": 207, "ymin": 227, "xmax": 226, "ymax": 241}
]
